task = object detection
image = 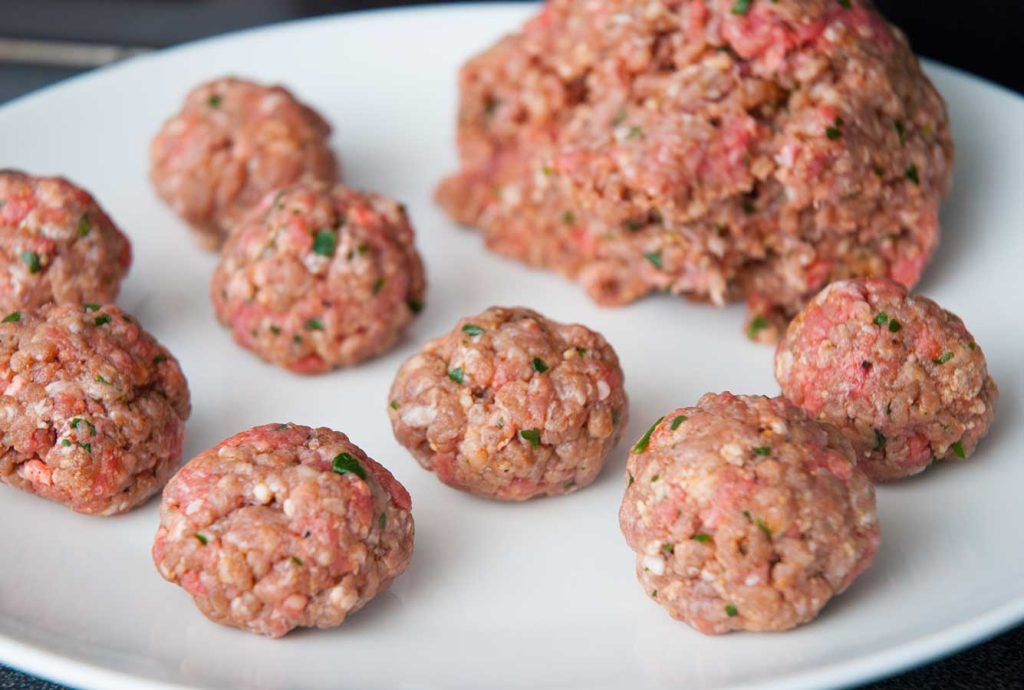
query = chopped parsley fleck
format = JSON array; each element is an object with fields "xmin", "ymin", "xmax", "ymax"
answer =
[
  {"xmin": 372, "ymin": 277, "xmax": 385, "ymax": 295},
  {"xmin": 742, "ymin": 198, "xmax": 756, "ymax": 214},
  {"xmin": 874, "ymin": 429, "xmax": 887, "ymax": 450},
  {"xmin": 311, "ymin": 229, "xmax": 337, "ymax": 257},
  {"xmin": 905, "ymin": 164, "xmax": 920, "ymax": 185},
  {"xmin": 644, "ymin": 250, "xmax": 663, "ymax": 269},
  {"xmin": 291, "ymin": 556, "xmax": 303, "ymax": 566},
  {"xmin": 77, "ymin": 442, "xmax": 92, "ymax": 453},
  {"xmin": 293, "ymin": 334, "xmax": 302, "ymax": 344},
  {"xmin": 612, "ymin": 408, "xmax": 621, "ymax": 425},
  {"xmin": 651, "ymin": 590, "xmax": 658, "ymax": 598},
  {"xmin": 448, "ymin": 366, "xmax": 465, "ymax": 384},
  {"xmin": 731, "ymin": 0, "xmax": 752, "ymax": 15},
  {"xmin": 269, "ymin": 325, "xmax": 281, "ymax": 335},
  {"xmin": 562, "ymin": 211, "xmax": 576, "ymax": 226},
  {"xmin": 95, "ymin": 374, "xmax": 111, "ymax": 385},
  {"xmin": 462, "ymin": 323, "xmax": 484, "ymax": 336},
  {"xmin": 94, "ymin": 314, "xmax": 112, "ymax": 326},
  {"xmin": 207, "ymin": 94, "xmax": 222, "ymax": 108},
  {"xmin": 84, "ymin": 303, "xmax": 101, "ymax": 312},
  {"xmin": 693, "ymin": 533, "xmax": 712, "ymax": 543},
  {"xmin": 661, "ymin": 543, "xmax": 675, "ymax": 555},
  {"xmin": 1, "ymin": 311, "xmax": 20, "ymax": 323},
  {"xmin": 752, "ymin": 446, "xmax": 771, "ymax": 457},
  {"xmin": 532, "ymin": 357, "xmax": 549, "ymax": 373},
  {"xmin": 933, "ymin": 351, "xmax": 954, "ymax": 365},
  {"xmin": 725, "ymin": 603, "xmax": 739, "ymax": 617},
  {"xmin": 651, "ymin": 474, "xmax": 660, "ymax": 482},
  {"xmin": 575, "ymin": 347, "xmax": 587, "ymax": 356},
  {"xmin": 627, "ymin": 472, "xmax": 634, "ymax": 486},
  {"xmin": 747, "ymin": 316, "xmax": 768, "ymax": 340},
  {"xmin": 152, "ymin": 354, "xmax": 167, "ymax": 365},
  {"xmin": 61, "ymin": 439, "xmax": 72, "ymax": 447},
  {"xmin": 497, "ymin": 417, "xmax": 504, "ymax": 429},
  {"xmin": 305, "ymin": 318, "xmax": 324, "ymax": 331},
  {"xmin": 21, "ymin": 251, "xmax": 41, "ymax": 274},
  {"xmin": 541, "ymin": 165, "xmax": 554, "ymax": 176},
  {"xmin": 624, "ymin": 219, "xmax": 643, "ymax": 232},
  {"xmin": 71, "ymin": 418, "xmax": 96, "ymax": 436},
  {"xmin": 894, "ymin": 120, "xmax": 907, "ymax": 144},
  {"xmin": 633, "ymin": 416, "xmax": 664, "ymax": 454},
  {"xmin": 378, "ymin": 513, "xmax": 387, "ymax": 529},
  {"xmin": 520, "ymin": 428, "xmax": 542, "ymax": 448},
  {"xmin": 626, "ymin": 126, "xmax": 644, "ymax": 139},
  {"xmin": 889, "ymin": 319, "xmax": 903, "ymax": 333},
  {"xmin": 194, "ymin": 533, "xmax": 208, "ymax": 545},
  {"xmin": 407, "ymin": 299, "xmax": 424, "ymax": 314},
  {"xmin": 825, "ymin": 126, "xmax": 842, "ymax": 140},
  {"xmin": 968, "ymin": 342, "xmax": 977, "ymax": 351},
  {"xmin": 838, "ymin": 0, "xmax": 852, "ymax": 8},
  {"xmin": 670, "ymin": 415, "xmax": 687, "ymax": 430},
  {"xmin": 390, "ymin": 399, "xmax": 399, "ymax": 410},
  {"xmin": 951, "ymin": 440, "xmax": 966, "ymax": 459},
  {"xmin": 756, "ymin": 518, "xmax": 772, "ymax": 537},
  {"xmin": 873, "ymin": 312, "xmax": 889, "ymax": 326},
  {"xmin": 77, "ymin": 215, "xmax": 91, "ymax": 237},
  {"xmin": 332, "ymin": 452, "xmax": 367, "ymax": 480},
  {"xmin": 357, "ymin": 243, "xmax": 370, "ymax": 255},
  {"xmin": 873, "ymin": 164, "xmax": 885, "ymax": 176}
]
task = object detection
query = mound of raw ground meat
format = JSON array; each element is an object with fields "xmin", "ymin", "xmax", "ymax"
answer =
[{"xmin": 437, "ymin": 0, "xmax": 953, "ymax": 341}]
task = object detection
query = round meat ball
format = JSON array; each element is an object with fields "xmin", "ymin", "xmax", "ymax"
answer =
[
  {"xmin": 775, "ymin": 278, "xmax": 998, "ymax": 481},
  {"xmin": 210, "ymin": 181, "xmax": 426, "ymax": 373},
  {"xmin": 388, "ymin": 306, "xmax": 628, "ymax": 500},
  {"xmin": 0, "ymin": 303, "xmax": 190, "ymax": 515},
  {"xmin": 150, "ymin": 76, "xmax": 339, "ymax": 248},
  {"xmin": 619, "ymin": 392, "xmax": 879, "ymax": 634},
  {"xmin": 0, "ymin": 170, "xmax": 131, "ymax": 312},
  {"xmin": 437, "ymin": 0, "xmax": 952, "ymax": 336},
  {"xmin": 152, "ymin": 423, "xmax": 414, "ymax": 638}
]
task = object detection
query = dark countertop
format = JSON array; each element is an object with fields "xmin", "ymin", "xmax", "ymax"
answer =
[{"xmin": 0, "ymin": 1, "xmax": 1021, "ymax": 688}]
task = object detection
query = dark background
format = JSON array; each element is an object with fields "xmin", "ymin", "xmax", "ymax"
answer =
[{"xmin": 0, "ymin": 2, "xmax": 1020, "ymax": 689}]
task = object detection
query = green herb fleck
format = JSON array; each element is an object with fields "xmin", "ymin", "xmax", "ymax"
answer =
[
  {"xmin": 624, "ymin": 219, "xmax": 643, "ymax": 232},
  {"xmin": 462, "ymin": 323, "xmax": 484, "ymax": 336},
  {"xmin": 651, "ymin": 474, "xmax": 660, "ymax": 482},
  {"xmin": 21, "ymin": 251, "xmax": 41, "ymax": 274},
  {"xmin": 575, "ymin": 347, "xmax": 587, "ymax": 356},
  {"xmin": 612, "ymin": 408, "xmax": 621, "ymax": 425},
  {"xmin": 661, "ymin": 543, "xmax": 675, "ymax": 555},
  {"xmin": 874, "ymin": 429, "xmax": 887, "ymax": 450},
  {"xmin": 633, "ymin": 416, "xmax": 665, "ymax": 454},
  {"xmin": 825, "ymin": 126, "xmax": 842, "ymax": 140},
  {"xmin": 838, "ymin": 0, "xmax": 852, "ymax": 8},
  {"xmin": 407, "ymin": 299, "xmax": 424, "ymax": 314},
  {"xmin": 357, "ymin": 243, "xmax": 370, "ymax": 255},
  {"xmin": 293, "ymin": 334, "xmax": 302, "ymax": 344},
  {"xmin": 77, "ymin": 215, "xmax": 91, "ymax": 237},
  {"xmin": 305, "ymin": 318, "xmax": 323, "ymax": 331},
  {"xmin": 520, "ymin": 428, "xmax": 542, "ymax": 448},
  {"xmin": 541, "ymin": 165, "xmax": 554, "ymax": 176},
  {"xmin": 562, "ymin": 211, "xmax": 576, "ymax": 226},
  {"xmin": 77, "ymin": 442, "xmax": 92, "ymax": 453},
  {"xmin": 269, "ymin": 324, "xmax": 281, "ymax": 335},
  {"xmin": 693, "ymin": 533, "xmax": 712, "ymax": 543},
  {"xmin": 747, "ymin": 315, "xmax": 768, "ymax": 340},
  {"xmin": 291, "ymin": 556, "xmax": 303, "ymax": 566},
  {"xmin": 644, "ymin": 250, "xmax": 663, "ymax": 269},
  {"xmin": 894, "ymin": 120, "xmax": 906, "ymax": 144},
  {"xmin": 626, "ymin": 126, "xmax": 644, "ymax": 139},
  {"xmin": 873, "ymin": 312, "xmax": 889, "ymax": 326},
  {"xmin": 742, "ymin": 198, "xmax": 756, "ymax": 215},
  {"xmin": 372, "ymin": 277, "xmax": 385, "ymax": 295},
  {"xmin": 968, "ymin": 342, "xmax": 976, "ymax": 351},
  {"xmin": 755, "ymin": 517, "xmax": 772, "ymax": 537},
  {"xmin": 627, "ymin": 472, "xmax": 634, "ymax": 486},
  {"xmin": 332, "ymin": 452, "xmax": 367, "ymax": 480},
  {"xmin": 378, "ymin": 513, "xmax": 387, "ymax": 529},
  {"xmin": 1, "ymin": 311, "xmax": 20, "ymax": 323},
  {"xmin": 71, "ymin": 418, "xmax": 96, "ymax": 436},
  {"xmin": 951, "ymin": 440, "xmax": 966, "ymax": 459},
  {"xmin": 725, "ymin": 603, "xmax": 739, "ymax": 617},
  {"xmin": 670, "ymin": 415, "xmax": 687, "ymax": 430},
  {"xmin": 532, "ymin": 357, "xmax": 549, "ymax": 373},
  {"xmin": 889, "ymin": 319, "xmax": 902, "ymax": 333},
  {"xmin": 905, "ymin": 164, "xmax": 920, "ymax": 185},
  {"xmin": 94, "ymin": 314, "xmax": 112, "ymax": 327},
  {"xmin": 152, "ymin": 354, "xmax": 167, "ymax": 365},
  {"xmin": 95, "ymin": 374, "xmax": 111, "ymax": 385},
  {"xmin": 390, "ymin": 399, "xmax": 399, "ymax": 410},
  {"xmin": 207, "ymin": 94, "xmax": 222, "ymax": 108},
  {"xmin": 83, "ymin": 303, "xmax": 101, "ymax": 312},
  {"xmin": 731, "ymin": 0, "xmax": 752, "ymax": 15},
  {"xmin": 873, "ymin": 164, "xmax": 885, "ymax": 176},
  {"xmin": 497, "ymin": 417, "xmax": 504, "ymax": 429},
  {"xmin": 753, "ymin": 446, "xmax": 771, "ymax": 456},
  {"xmin": 933, "ymin": 351, "xmax": 954, "ymax": 365},
  {"xmin": 651, "ymin": 590, "xmax": 658, "ymax": 598},
  {"xmin": 311, "ymin": 229, "xmax": 337, "ymax": 257},
  {"xmin": 194, "ymin": 533, "xmax": 208, "ymax": 545},
  {"xmin": 61, "ymin": 439, "xmax": 72, "ymax": 447},
  {"xmin": 448, "ymin": 366, "xmax": 464, "ymax": 384}
]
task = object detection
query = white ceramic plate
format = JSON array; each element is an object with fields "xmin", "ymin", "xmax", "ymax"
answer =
[{"xmin": 0, "ymin": 4, "xmax": 1022, "ymax": 690}]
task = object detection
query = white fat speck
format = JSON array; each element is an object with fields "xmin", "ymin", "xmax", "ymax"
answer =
[
  {"xmin": 642, "ymin": 555, "xmax": 665, "ymax": 575},
  {"xmin": 770, "ymin": 419, "xmax": 788, "ymax": 435},
  {"xmin": 282, "ymin": 498, "xmax": 296, "ymax": 517},
  {"xmin": 597, "ymin": 380, "xmax": 611, "ymax": 401},
  {"xmin": 401, "ymin": 405, "xmax": 436, "ymax": 427},
  {"xmin": 721, "ymin": 442, "xmax": 744, "ymax": 465},
  {"xmin": 252, "ymin": 483, "xmax": 272, "ymax": 504},
  {"xmin": 184, "ymin": 499, "xmax": 203, "ymax": 516},
  {"xmin": 700, "ymin": 570, "xmax": 716, "ymax": 583},
  {"xmin": 745, "ymin": 574, "xmax": 761, "ymax": 586}
]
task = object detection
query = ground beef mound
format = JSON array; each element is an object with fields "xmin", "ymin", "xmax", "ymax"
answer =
[
  {"xmin": 775, "ymin": 278, "xmax": 997, "ymax": 481},
  {"xmin": 620, "ymin": 392, "xmax": 879, "ymax": 633},
  {"xmin": 388, "ymin": 306, "xmax": 627, "ymax": 500},
  {"xmin": 437, "ymin": 0, "xmax": 952, "ymax": 340},
  {"xmin": 152, "ymin": 423, "xmax": 414, "ymax": 638},
  {"xmin": 150, "ymin": 76, "xmax": 339, "ymax": 248},
  {"xmin": 0, "ymin": 170, "xmax": 131, "ymax": 312},
  {"xmin": 0, "ymin": 303, "xmax": 190, "ymax": 515},
  {"xmin": 210, "ymin": 181, "xmax": 426, "ymax": 373}
]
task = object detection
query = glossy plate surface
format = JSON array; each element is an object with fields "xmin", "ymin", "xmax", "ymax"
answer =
[{"xmin": 0, "ymin": 4, "xmax": 1021, "ymax": 689}]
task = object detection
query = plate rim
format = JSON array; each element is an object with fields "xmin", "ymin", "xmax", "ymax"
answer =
[{"xmin": 0, "ymin": 3, "xmax": 1022, "ymax": 689}]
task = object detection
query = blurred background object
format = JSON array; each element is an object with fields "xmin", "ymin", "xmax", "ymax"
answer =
[{"xmin": 0, "ymin": 1, "xmax": 1021, "ymax": 689}]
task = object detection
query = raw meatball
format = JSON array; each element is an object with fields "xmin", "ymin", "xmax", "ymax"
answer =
[
  {"xmin": 210, "ymin": 181, "xmax": 426, "ymax": 373},
  {"xmin": 150, "ymin": 76, "xmax": 339, "ymax": 248},
  {"xmin": 0, "ymin": 304, "xmax": 190, "ymax": 515},
  {"xmin": 388, "ymin": 306, "xmax": 627, "ymax": 500},
  {"xmin": 152, "ymin": 423, "xmax": 414, "ymax": 638},
  {"xmin": 619, "ymin": 392, "xmax": 879, "ymax": 633},
  {"xmin": 0, "ymin": 170, "xmax": 131, "ymax": 312},
  {"xmin": 437, "ymin": 0, "xmax": 952, "ymax": 338},
  {"xmin": 775, "ymin": 278, "xmax": 998, "ymax": 481}
]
